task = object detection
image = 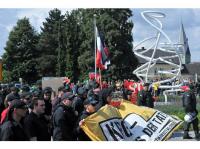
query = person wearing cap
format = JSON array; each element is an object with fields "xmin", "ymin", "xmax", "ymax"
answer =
[
  {"xmin": 76, "ymin": 96, "xmax": 98, "ymax": 141},
  {"xmin": 137, "ymin": 83, "xmax": 154, "ymax": 108},
  {"xmin": 96, "ymin": 87, "xmax": 113, "ymax": 111},
  {"xmin": 0, "ymin": 99, "xmax": 29, "ymax": 141},
  {"xmin": 4, "ymin": 86, "xmax": 20, "ymax": 107},
  {"xmin": 21, "ymin": 85, "xmax": 30, "ymax": 93},
  {"xmin": 20, "ymin": 92, "xmax": 32, "ymax": 105},
  {"xmin": 0, "ymin": 91, "xmax": 20, "ymax": 125},
  {"xmin": 72, "ymin": 87, "xmax": 87, "ymax": 117},
  {"xmin": 52, "ymin": 86, "xmax": 65, "ymax": 112},
  {"xmin": 182, "ymin": 83, "xmax": 200, "ymax": 140},
  {"xmin": 52, "ymin": 92, "xmax": 78, "ymax": 141},
  {"xmin": 23, "ymin": 98, "xmax": 51, "ymax": 141}
]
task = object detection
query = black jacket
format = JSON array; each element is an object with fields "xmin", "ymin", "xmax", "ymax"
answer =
[
  {"xmin": 96, "ymin": 87, "xmax": 113, "ymax": 110},
  {"xmin": 182, "ymin": 90, "xmax": 197, "ymax": 113},
  {"xmin": 72, "ymin": 96, "xmax": 84, "ymax": 117},
  {"xmin": 0, "ymin": 120, "xmax": 29, "ymax": 141},
  {"xmin": 137, "ymin": 90, "xmax": 154, "ymax": 108},
  {"xmin": 24, "ymin": 112, "xmax": 51, "ymax": 141},
  {"xmin": 76, "ymin": 110, "xmax": 92, "ymax": 141},
  {"xmin": 52, "ymin": 96, "xmax": 61, "ymax": 112},
  {"xmin": 44, "ymin": 99, "xmax": 52, "ymax": 116},
  {"xmin": 52, "ymin": 103, "xmax": 78, "ymax": 141}
]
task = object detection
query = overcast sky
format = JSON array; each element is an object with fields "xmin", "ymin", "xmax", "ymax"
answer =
[{"xmin": 0, "ymin": 8, "xmax": 200, "ymax": 62}]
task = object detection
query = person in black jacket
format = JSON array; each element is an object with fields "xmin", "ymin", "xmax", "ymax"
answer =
[
  {"xmin": 42, "ymin": 87, "xmax": 53, "ymax": 135},
  {"xmin": 23, "ymin": 98, "xmax": 51, "ymax": 141},
  {"xmin": 96, "ymin": 87, "xmax": 113, "ymax": 110},
  {"xmin": 0, "ymin": 99, "xmax": 29, "ymax": 141},
  {"xmin": 52, "ymin": 86, "xmax": 65, "ymax": 112},
  {"xmin": 182, "ymin": 84, "xmax": 200, "ymax": 140},
  {"xmin": 52, "ymin": 92, "xmax": 78, "ymax": 141},
  {"xmin": 72, "ymin": 87, "xmax": 87, "ymax": 117},
  {"xmin": 137, "ymin": 83, "xmax": 154, "ymax": 108},
  {"xmin": 76, "ymin": 96, "xmax": 98, "ymax": 141},
  {"xmin": 43, "ymin": 87, "xmax": 52, "ymax": 116}
]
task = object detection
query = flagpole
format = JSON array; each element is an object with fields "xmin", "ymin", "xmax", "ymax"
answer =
[
  {"xmin": 99, "ymin": 68, "xmax": 102, "ymax": 90},
  {"xmin": 94, "ymin": 14, "xmax": 97, "ymax": 80}
]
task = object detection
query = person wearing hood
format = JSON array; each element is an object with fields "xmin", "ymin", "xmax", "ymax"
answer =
[{"xmin": 96, "ymin": 87, "xmax": 113, "ymax": 110}]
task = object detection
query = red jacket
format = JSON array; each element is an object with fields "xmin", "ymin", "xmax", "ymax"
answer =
[{"xmin": 0, "ymin": 108, "xmax": 9, "ymax": 124}]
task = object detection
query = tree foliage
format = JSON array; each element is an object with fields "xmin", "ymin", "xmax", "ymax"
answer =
[
  {"xmin": 2, "ymin": 8, "xmax": 138, "ymax": 83},
  {"xmin": 2, "ymin": 18, "xmax": 39, "ymax": 84},
  {"xmin": 36, "ymin": 8, "xmax": 65, "ymax": 77}
]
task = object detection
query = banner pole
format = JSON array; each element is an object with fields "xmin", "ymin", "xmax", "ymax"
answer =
[{"xmin": 99, "ymin": 68, "xmax": 102, "ymax": 90}]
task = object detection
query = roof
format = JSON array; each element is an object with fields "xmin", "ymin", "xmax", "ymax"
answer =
[
  {"xmin": 178, "ymin": 23, "xmax": 191, "ymax": 56},
  {"xmin": 179, "ymin": 23, "xmax": 187, "ymax": 46},
  {"xmin": 136, "ymin": 48, "xmax": 180, "ymax": 64},
  {"xmin": 181, "ymin": 63, "xmax": 200, "ymax": 75}
]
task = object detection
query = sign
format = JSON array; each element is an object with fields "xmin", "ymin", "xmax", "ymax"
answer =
[
  {"xmin": 42, "ymin": 77, "xmax": 65, "ymax": 93},
  {"xmin": 81, "ymin": 100, "xmax": 182, "ymax": 141}
]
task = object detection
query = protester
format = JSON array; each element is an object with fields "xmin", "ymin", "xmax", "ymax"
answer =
[
  {"xmin": 52, "ymin": 92, "xmax": 78, "ymax": 141},
  {"xmin": 42, "ymin": 87, "xmax": 53, "ymax": 134},
  {"xmin": 182, "ymin": 84, "xmax": 200, "ymax": 140},
  {"xmin": 52, "ymin": 86, "xmax": 65, "ymax": 112},
  {"xmin": 72, "ymin": 87, "xmax": 87, "ymax": 117},
  {"xmin": 43, "ymin": 87, "xmax": 53, "ymax": 115},
  {"xmin": 24, "ymin": 98, "xmax": 51, "ymax": 141},
  {"xmin": 4, "ymin": 87, "xmax": 20, "ymax": 107},
  {"xmin": 0, "ymin": 99, "xmax": 29, "ymax": 141},
  {"xmin": 137, "ymin": 83, "xmax": 154, "ymax": 108},
  {"xmin": 96, "ymin": 87, "xmax": 113, "ymax": 110},
  {"xmin": 76, "ymin": 96, "xmax": 98, "ymax": 141}
]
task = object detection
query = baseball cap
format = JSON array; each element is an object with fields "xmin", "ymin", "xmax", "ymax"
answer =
[
  {"xmin": 77, "ymin": 87, "xmax": 87, "ymax": 95},
  {"xmin": 20, "ymin": 92, "xmax": 32, "ymax": 99},
  {"xmin": 43, "ymin": 87, "xmax": 52, "ymax": 94},
  {"xmin": 61, "ymin": 92, "xmax": 75, "ymax": 101},
  {"xmin": 83, "ymin": 96, "xmax": 98, "ymax": 106},
  {"xmin": 10, "ymin": 99, "xmax": 27, "ymax": 109},
  {"xmin": 7, "ymin": 93, "xmax": 20, "ymax": 102}
]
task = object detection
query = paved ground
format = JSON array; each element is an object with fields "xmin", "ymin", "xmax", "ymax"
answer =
[{"xmin": 168, "ymin": 131, "xmax": 197, "ymax": 141}]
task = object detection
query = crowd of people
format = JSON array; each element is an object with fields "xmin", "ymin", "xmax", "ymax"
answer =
[{"xmin": 0, "ymin": 77, "xmax": 199, "ymax": 141}]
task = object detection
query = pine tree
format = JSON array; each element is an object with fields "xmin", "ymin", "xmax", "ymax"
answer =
[
  {"xmin": 2, "ymin": 17, "xmax": 39, "ymax": 84},
  {"xmin": 36, "ymin": 8, "xmax": 65, "ymax": 77},
  {"xmin": 64, "ymin": 10, "xmax": 82, "ymax": 82}
]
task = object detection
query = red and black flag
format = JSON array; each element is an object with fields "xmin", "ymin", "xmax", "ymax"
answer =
[{"xmin": 96, "ymin": 27, "xmax": 110, "ymax": 70}]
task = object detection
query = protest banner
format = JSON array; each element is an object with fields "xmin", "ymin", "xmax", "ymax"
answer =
[{"xmin": 81, "ymin": 100, "xmax": 182, "ymax": 141}]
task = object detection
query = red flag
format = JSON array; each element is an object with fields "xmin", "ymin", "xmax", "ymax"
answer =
[{"xmin": 89, "ymin": 72, "xmax": 100, "ymax": 83}]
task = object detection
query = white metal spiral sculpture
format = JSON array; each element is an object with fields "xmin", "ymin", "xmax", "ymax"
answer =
[{"xmin": 133, "ymin": 11, "xmax": 182, "ymax": 89}]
